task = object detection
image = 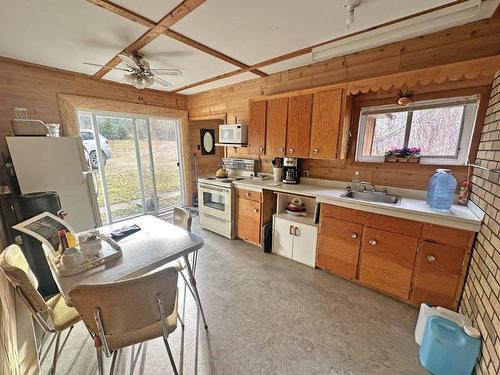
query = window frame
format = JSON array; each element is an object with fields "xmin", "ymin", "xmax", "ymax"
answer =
[{"xmin": 355, "ymin": 95, "xmax": 480, "ymax": 165}]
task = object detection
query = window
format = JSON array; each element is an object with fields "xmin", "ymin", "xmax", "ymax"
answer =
[
  {"xmin": 80, "ymin": 131, "xmax": 94, "ymax": 140},
  {"xmin": 355, "ymin": 96, "xmax": 479, "ymax": 165}
]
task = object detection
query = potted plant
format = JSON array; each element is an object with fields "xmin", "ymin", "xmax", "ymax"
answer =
[{"xmin": 385, "ymin": 146, "xmax": 421, "ymax": 163}]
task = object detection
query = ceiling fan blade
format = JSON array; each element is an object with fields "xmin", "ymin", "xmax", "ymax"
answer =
[
  {"xmin": 118, "ymin": 54, "xmax": 140, "ymax": 69},
  {"xmin": 150, "ymin": 69, "xmax": 182, "ymax": 77},
  {"xmin": 153, "ymin": 76, "xmax": 172, "ymax": 87},
  {"xmin": 83, "ymin": 62, "xmax": 130, "ymax": 71}
]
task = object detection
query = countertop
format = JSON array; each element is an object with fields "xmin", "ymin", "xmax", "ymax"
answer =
[{"xmin": 232, "ymin": 177, "xmax": 483, "ymax": 232}]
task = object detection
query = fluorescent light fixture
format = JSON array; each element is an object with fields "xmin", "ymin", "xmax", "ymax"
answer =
[{"xmin": 312, "ymin": 0, "xmax": 490, "ymax": 62}]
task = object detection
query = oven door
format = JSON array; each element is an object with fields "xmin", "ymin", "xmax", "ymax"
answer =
[{"xmin": 198, "ymin": 183, "xmax": 232, "ymax": 221}]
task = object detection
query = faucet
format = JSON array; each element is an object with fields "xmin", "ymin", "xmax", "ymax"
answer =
[{"xmin": 359, "ymin": 181, "xmax": 376, "ymax": 192}]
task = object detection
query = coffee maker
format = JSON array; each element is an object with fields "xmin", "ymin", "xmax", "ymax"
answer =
[{"xmin": 283, "ymin": 157, "xmax": 300, "ymax": 184}]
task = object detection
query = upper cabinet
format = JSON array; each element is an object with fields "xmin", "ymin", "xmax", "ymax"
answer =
[
  {"xmin": 286, "ymin": 94, "xmax": 313, "ymax": 158},
  {"xmin": 310, "ymin": 89, "xmax": 343, "ymax": 159},
  {"xmin": 248, "ymin": 85, "xmax": 350, "ymax": 160},
  {"xmin": 265, "ymin": 97, "xmax": 288, "ymax": 156},
  {"xmin": 248, "ymin": 100, "xmax": 267, "ymax": 155}
]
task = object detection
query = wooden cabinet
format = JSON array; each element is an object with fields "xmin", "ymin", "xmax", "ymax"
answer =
[
  {"xmin": 316, "ymin": 203, "xmax": 475, "ymax": 309},
  {"xmin": 411, "ymin": 241, "xmax": 468, "ymax": 309},
  {"xmin": 236, "ymin": 197, "xmax": 261, "ymax": 245},
  {"xmin": 286, "ymin": 94, "xmax": 312, "ymax": 158},
  {"xmin": 316, "ymin": 217, "xmax": 362, "ymax": 280},
  {"xmin": 248, "ymin": 100, "xmax": 267, "ymax": 155},
  {"xmin": 358, "ymin": 228, "xmax": 418, "ymax": 300},
  {"xmin": 272, "ymin": 215, "xmax": 317, "ymax": 267},
  {"xmin": 235, "ymin": 188, "xmax": 275, "ymax": 246},
  {"xmin": 265, "ymin": 97, "xmax": 288, "ymax": 156},
  {"xmin": 309, "ymin": 89, "xmax": 343, "ymax": 159}
]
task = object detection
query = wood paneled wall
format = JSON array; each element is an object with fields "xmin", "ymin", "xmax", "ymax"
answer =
[
  {"xmin": 188, "ymin": 119, "xmax": 224, "ymax": 196},
  {"xmin": 0, "ymin": 57, "xmax": 186, "ymax": 153},
  {"xmin": 186, "ymin": 16, "xmax": 500, "ymax": 190}
]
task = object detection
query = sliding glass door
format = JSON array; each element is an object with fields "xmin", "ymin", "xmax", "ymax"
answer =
[{"xmin": 78, "ymin": 111, "xmax": 183, "ymax": 224}]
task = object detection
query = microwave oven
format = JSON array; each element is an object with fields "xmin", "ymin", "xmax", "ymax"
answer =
[{"xmin": 219, "ymin": 124, "xmax": 248, "ymax": 145}]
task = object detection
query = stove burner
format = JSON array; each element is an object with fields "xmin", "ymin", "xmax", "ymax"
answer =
[
  {"xmin": 205, "ymin": 177, "xmax": 216, "ymax": 180},
  {"xmin": 234, "ymin": 177, "xmax": 245, "ymax": 181},
  {"xmin": 221, "ymin": 179, "xmax": 233, "ymax": 183}
]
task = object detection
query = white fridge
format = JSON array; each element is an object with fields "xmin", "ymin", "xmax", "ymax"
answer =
[{"xmin": 6, "ymin": 136, "xmax": 102, "ymax": 232}]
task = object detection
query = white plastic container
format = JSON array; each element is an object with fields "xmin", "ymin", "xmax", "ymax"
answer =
[{"xmin": 415, "ymin": 303, "xmax": 472, "ymax": 345}]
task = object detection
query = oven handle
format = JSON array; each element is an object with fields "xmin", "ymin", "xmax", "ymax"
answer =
[
  {"xmin": 201, "ymin": 213, "xmax": 228, "ymax": 223},
  {"xmin": 199, "ymin": 184, "xmax": 229, "ymax": 193}
]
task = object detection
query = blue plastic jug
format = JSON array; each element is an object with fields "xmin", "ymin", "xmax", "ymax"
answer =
[
  {"xmin": 419, "ymin": 316, "xmax": 481, "ymax": 375},
  {"xmin": 429, "ymin": 169, "xmax": 457, "ymax": 211}
]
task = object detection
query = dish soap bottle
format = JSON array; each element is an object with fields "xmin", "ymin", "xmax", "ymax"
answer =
[{"xmin": 351, "ymin": 171, "xmax": 361, "ymax": 192}]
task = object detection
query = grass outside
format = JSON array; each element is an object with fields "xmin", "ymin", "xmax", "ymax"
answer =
[{"xmin": 95, "ymin": 139, "xmax": 181, "ymax": 221}]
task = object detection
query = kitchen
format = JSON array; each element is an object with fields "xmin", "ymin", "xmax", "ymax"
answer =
[{"xmin": 0, "ymin": 1, "xmax": 500, "ymax": 375}]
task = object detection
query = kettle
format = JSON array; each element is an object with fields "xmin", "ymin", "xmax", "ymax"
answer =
[{"xmin": 215, "ymin": 164, "xmax": 228, "ymax": 178}]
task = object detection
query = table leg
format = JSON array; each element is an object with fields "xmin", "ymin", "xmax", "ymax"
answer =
[{"xmin": 183, "ymin": 255, "xmax": 208, "ymax": 329}]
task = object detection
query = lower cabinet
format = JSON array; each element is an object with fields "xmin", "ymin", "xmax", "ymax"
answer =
[
  {"xmin": 236, "ymin": 197, "xmax": 261, "ymax": 245},
  {"xmin": 316, "ymin": 203, "xmax": 475, "ymax": 310},
  {"xmin": 358, "ymin": 228, "xmax": 418, "ymax": 300},
  {"xmin": 272, "ymin": 216, "xmax": 317, "ymax": 267},
  {"xmin": 316, "ymin": 217, "xmax": 362, "ymax": 280},
  {"xmin": 411, "ymin": 241, "xmax": 468, "ymax": 308}
]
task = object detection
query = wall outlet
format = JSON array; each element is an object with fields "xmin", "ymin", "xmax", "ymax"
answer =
[{"xmin": 303, "ymin": 170, "xmax": 309, "ymax": 178}]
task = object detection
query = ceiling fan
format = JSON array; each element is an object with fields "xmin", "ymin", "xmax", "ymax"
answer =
[{"xmin": 84, "ymin": 53, "xmax": 182, "ymax": 89}]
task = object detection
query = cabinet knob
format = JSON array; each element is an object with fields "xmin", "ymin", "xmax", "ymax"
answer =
[
  {"xmin": 427, "ymin": 255, "xmax": 436, "ymax": 262},
  {"xmin": 289, "ymin": 225, "xmax": 294, "ymax": 235},
  {"xmin": 289, "ymin": 148, "xmax": 294, "ymax": 153},
  {"xmin": 279, "ymin": 147, "xmax": 284, "ymax": 153},
  {"xmin": 313, "ymin": 148, "xmax": 319, "ymax": 153},
  {"xmin": 253, "ymin": 208, "xmax": 258, "ymax": 213},
  {"xmin": 351, "ymin": 233, "xmax": 358, "ymax": 239},
  {"xmin": 259, "ymin": 146, "xmax": 264, "ymax": 152},
  {"xmin": 246, "ymin": 192, "xmax": 251, "ymax": 197},
  {"xmin": 294, "ymin": 227, "xmax": 299, "ymax": 236},
  {"xmin": 368, "ymin": 240, "xmax": 377, "ymax": 246}
]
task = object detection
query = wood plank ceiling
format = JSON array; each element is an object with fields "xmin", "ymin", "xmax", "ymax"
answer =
[{"xmin": 1, "ymin": 0, "xmax": 498, "ymax": 94}]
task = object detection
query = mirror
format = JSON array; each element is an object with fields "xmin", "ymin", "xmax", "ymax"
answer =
[{"xmin": 200, "ymin": 129, "xmax": 215, "ymax": 155}]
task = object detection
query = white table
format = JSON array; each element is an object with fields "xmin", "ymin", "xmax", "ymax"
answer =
[{"xmin": 48, "ymin": 215, "xmax": 208, "ymax": 328}]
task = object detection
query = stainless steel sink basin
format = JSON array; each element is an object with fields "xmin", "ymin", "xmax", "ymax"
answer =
[{"xmin": 341, "ymin": 190, "xmax": 400, "ymax": 204}]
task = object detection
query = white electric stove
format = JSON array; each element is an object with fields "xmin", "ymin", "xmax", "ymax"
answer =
[{"xmin": 198, "ymin": 159, "xmax": 255, "ymax": 238}]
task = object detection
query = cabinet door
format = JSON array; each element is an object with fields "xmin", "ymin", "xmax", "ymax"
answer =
[
  {"xmin": 358, "ymin": 228, "xmax": 418, "ymax": 300},
  {"xmin": 265, "ymin": 97, "xmax": 288, "ymax": 156},
  {"xmin": 236, "ymin": 198, "xmax": 261, "ymax": 245},
  {"xmin": 309, "ymin": 89, "xmax": 342, "ymax": 159},
  {"xmin": 316, "ymin": 217, "xmax": 362, "ymax": 280},
  {"xmin": 292, "ymin": 224, "xmax": 318, "ymax": 267},
  {"xmin": 286, "ymin": 94, "xmax": 312, "ymax": 158},
  {"xmin": 411, "ymin": 241, "xmax": 466, "ymax": 309},
  {"xmin": 272, "ymin": 217, "xmax": 294, "ymax": 259},
  {"xmin": 248, "ymin": 100, "xmax": 267, "ymax": 155}
]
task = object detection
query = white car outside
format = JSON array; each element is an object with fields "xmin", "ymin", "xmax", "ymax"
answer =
[{"xmin": 80, "ymin": 130, "xmax": 112, "ymax": 169}]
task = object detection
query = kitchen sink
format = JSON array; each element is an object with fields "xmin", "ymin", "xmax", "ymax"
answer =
[{"xmin": 341, "ymin": 190, "xmax": 400, "ymax": 204}]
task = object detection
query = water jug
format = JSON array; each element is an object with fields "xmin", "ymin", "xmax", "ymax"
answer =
[
  {"xmin": 426, "ymin": 169, "xmax": 444, "ymax": 205},
  {"xmin": 430, "ymin": 169, "xmax": 457, "ymax": 211},
  {"xmin": 419, "ymin": 316, "xmax": 481, "ymax": 375}
]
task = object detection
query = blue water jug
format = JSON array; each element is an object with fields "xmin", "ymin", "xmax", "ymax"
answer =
[
  {"xmin": 426, "ymin": 169, "xmax": 442, "ymax": 205},
  {"xmin": 430, "ymin": 169, "xmax": 457, "ymax": 211},
  {"xmin": 419, "ymin": 316, "xmax": 481, "ymax": 375}
]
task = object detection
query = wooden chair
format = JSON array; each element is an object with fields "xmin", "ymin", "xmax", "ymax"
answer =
[
  {"xmin": 68, "ymin": 266, "xmax": 183, "ymax": 375},
  {"xmin": 0, "ymin": 244, "xmax": 80, "ymax": 375}
]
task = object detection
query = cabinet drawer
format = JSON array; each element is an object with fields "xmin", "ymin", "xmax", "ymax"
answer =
[
  {"xmin": 316, "ymin": 217, "xmax": 362, "ymax": 280},
  {"xmin": 236, "ymin": 198, "xmax": 261, "ymax": 245},
  {"xmin": 411, "ymin": 241, "xmax": 467, "ymax": 309},
  {"xmin": 236, "ymin": 188, "xmax": 263, "ymax": 202},
  {"xmin": 421, "ymin": 224, "xmax": 475, "ymax": 248},
  {"xmin": 320, "ymin": 204, "xmax": 421, "ymax": 237},
  {"xmin": 358, "ymin": 228, "xmax": 418, "ymax": 300}
]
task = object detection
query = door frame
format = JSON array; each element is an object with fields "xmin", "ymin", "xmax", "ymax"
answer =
[{"xmin": 57, "ymin": 94, "xmax": 193, "ymax": 207}]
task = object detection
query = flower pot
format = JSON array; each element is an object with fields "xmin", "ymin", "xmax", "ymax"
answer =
[{"xmin": 385, "ymin": 156, "xmax": 420, "ymax": 164}]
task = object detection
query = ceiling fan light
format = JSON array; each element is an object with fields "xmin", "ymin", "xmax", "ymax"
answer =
[
  {"xmin": 144, "ymin": 75, "xmax": 155, "ymax": 86},
  {"xmin": 124, "ymin": 73, "xmax": 135, "ymax": 84}
]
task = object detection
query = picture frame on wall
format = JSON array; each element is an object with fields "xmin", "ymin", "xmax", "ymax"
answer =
[{"xmin": 200, "ymin": 129, "xmax": 215, "ymax": 155}]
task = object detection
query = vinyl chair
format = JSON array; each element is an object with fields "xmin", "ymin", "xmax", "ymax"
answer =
[
  {"xmin": 68, "ymin": 266, "xmax": 183, "ymax": 375},
  {"xmin": 0, "ymin": 244, "xmax": 80, "ymax": 375},
  {"xmin": 173, "ymin": 207, "xmax": 192, "ymax": 232}
]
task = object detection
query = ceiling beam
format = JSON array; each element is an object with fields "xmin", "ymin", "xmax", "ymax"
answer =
[
  {"xmin": 87, "ymin": 0, "xmax": 267, "ymax": 79},
  {"xmin": 91, "ymin": 0, "xmax": 206, "ymax": 79}
]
